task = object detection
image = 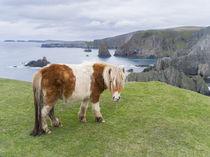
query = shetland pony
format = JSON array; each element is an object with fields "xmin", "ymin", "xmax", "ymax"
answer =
[{"xmin": 30, "ymin": 62, "xmax": 126, "ymax": 136}]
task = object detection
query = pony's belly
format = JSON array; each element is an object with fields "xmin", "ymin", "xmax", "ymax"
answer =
[
  {"xmin": 63, "ymin": 97, "xmax": 84, "ymax": 104},
  {"xmin": 63, "ymin": 91, "xmax": 90, "ymax": 104}
]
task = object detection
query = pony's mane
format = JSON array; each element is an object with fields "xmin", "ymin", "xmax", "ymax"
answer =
[{"xmin": 103, "ymin": 64, "xmax": 126, "ymax": 89}]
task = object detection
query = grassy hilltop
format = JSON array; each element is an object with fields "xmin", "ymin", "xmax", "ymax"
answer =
[{"xmin": 0, "ymin": 78, "xmax": 209, "ymax": 157}]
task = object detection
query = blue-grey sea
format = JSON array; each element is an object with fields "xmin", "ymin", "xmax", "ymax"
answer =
[{"xmin": 0, "ymin": 42, "xmax": 157, "ymax": 82}]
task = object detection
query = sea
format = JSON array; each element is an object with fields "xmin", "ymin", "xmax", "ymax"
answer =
[{"xmin": 0, "ymin": 42, "xmax": 157, "ymax": 82}]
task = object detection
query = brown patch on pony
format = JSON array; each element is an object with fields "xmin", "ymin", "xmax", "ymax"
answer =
[
  {"xmin": 40, "ymin": 64, "xmax": 76, "ymax": 105},
  {"xmin": 90, "ymin": 63, "xmax": 107, "ymax": 103}
]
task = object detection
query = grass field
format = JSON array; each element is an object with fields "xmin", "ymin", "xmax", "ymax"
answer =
[{"xmin": 0, "ymin": 78, "xmax": 209, "ymax": 157}]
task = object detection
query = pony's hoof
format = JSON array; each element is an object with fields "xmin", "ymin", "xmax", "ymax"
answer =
[
  {"xmin": 30, "ymin": 129, "xmax": 44, "ymax": 136},
  {"xmin": 44, "ymin": 128, "xmax": 52, "ymax": 134},
  {"xmin": 46, "ymin": 130, "xmax": 52, "ymax": 134},
  {"xmin": 52, "ymin": 121, "xmax": 62, "ymax": 127},
  {"xmin": 79, "ymin": 116, "xmax": 87, "ymax": 122},
  {"xmin": 96, "ymin": 117, "xmax": 105, "ymax": 123},
  {"xmin": 56, "ymin": 122, "xmax": 63, "ymax": 127}
]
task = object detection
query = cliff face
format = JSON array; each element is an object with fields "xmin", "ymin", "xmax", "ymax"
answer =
[
  {"xmin": 127, "ymin": 27, "xmax": 210, "ymax": 95},
  {"xmin": 171, "ymin": 30, "xmax": 210, "ymax": 75},
  {"xmin": 115, "ymin": 27, "xmax": 204, "ymax": 58},
  {"xmin": 93, "ymin": 32, "xmax": 136, "ymax": 49}
]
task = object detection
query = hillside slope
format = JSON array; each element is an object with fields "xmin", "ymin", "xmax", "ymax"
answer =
[{"xmin": 0, "ymin": 78, "xmax": 209, "ymax": 157}]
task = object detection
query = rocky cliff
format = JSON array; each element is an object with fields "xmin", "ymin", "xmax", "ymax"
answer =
[
  {"xmin": 115, "ymin": 26, "xmax": 204, "ymax": 58},
  {"xmin": 127, "ymin": 27, "xmax": 210, "ymax": 95},
  {"xmin": 40, "ymin": 26, "xmax": 205, "ymax": 51},
  {"xmin": 170, "ymin": 29, "xmax": 210, "ymax": 75}
]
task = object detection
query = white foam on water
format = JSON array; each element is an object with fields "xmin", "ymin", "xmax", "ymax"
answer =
[{"xmin": 9, "ymin": 64, "xmax": 41, "ymax": 70}]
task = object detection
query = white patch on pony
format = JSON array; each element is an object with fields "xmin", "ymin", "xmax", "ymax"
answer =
[
  {"xmin": 41, "ymin": 106, "xmax": 52, "ymax": 117},
  {"xmin": 41, "ymin": 105, "xmax": 52, "ymax": 131},
  {"xmin": 92, "ymin": 102, "xmax": 100, "ymax": 112},
  {"xmin": 92, "ymin": 102, "xmax": 102, "ymax": 118},
  {"xmin": 65, "ymin": 63, "xmax": 94, "ymax": 104}
]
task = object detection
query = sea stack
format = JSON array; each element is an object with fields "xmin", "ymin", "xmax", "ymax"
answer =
[
  {"xmin": 25, "ymin": 56, "xmax": 50, "ymax": 67},
  {"xmin": 98, "ymin": 45, "xmax": 111, "ymax": 57}
]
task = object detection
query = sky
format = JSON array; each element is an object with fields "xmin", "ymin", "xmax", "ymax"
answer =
[{"xmin": 0, "ymin": 0, "xmax": 209, "ymax": 41}]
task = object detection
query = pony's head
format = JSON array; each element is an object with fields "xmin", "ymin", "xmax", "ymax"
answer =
[{"xmin": 104, "ymin": 65, "xmax": 126, "ymax": 102}]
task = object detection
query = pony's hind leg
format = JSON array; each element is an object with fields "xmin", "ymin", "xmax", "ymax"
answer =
[
  {"xmin": 41, "ymin": 105, "xmax": 52, "ymax": 134},
  {"xmin": 48, "ymin": 107, "xmax": 62, "ymax": 127},
  {"xmin": 78, "ymin": 99, "xmax": 89, "ymax": 122},
  {"xmin": 92, "ymin": 102, "xmax": 105, "ymax": 122}
]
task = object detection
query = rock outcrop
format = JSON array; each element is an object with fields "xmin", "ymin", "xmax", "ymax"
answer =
[
  {"xmin": 98, "ymin": 45, "xmax": 111, "ymax": 57},
  {"xmin": 127, "ymin": 67, "xmax": 209, "ymax": 95},
  {"xmin": 25, "ymin": 57, "xmax": 50, "ymax": 67},
  {"xmin": 198, "ymin": 64, "xmax": 210, "ymax": 78}
]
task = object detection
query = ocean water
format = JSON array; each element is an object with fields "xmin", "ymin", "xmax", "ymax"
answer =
[{"xmin": 0, "ymin": 42, "xmax": 157, "ymax": 82}]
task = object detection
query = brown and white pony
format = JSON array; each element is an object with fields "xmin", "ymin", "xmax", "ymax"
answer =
[{"xmin": 30, "ymin": 62, "xmax": 126, "ymax": 136}]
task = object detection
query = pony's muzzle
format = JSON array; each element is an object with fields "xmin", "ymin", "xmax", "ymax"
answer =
[
  {"xmin": 112, "ymin": 95, "xmax": 120, "ymax": 102},
  {"xmin": 114, "ymin": 97, "xmax": 120, "ymax": 102}
]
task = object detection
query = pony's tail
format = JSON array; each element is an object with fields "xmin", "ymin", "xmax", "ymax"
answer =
[{"xmin": 30, "ymin": 72, "xmax": 44, "ymax": 136}]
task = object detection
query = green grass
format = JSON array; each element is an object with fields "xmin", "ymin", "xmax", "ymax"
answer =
[{"xmin": 0, "ymin": 78, "xmax": 210, "ymax": 157}]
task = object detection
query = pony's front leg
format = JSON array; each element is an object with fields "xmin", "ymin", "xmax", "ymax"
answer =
[
  {"xmin": 92, "ymin": 102, "xmax": 105, "ymax": 122},
  {"xmin": 78, "ymin": 99, "xmax": 89, "ymax": 122}
]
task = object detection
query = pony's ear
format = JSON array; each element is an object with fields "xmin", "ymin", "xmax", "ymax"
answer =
[
  {"xmin": 122, "ymin": 67, "xmax": 125, "ymax": 73},
  {"xmin": 108, "ymin": 68, "xmax": 112, "ymax": 82},
  {"xmin": 108, "ymin": 68, "xmax": 112, "ymax": 75}
]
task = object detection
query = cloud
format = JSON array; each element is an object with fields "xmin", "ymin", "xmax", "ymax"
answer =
[{"xmin": 0, "ymin": 0, "xmax": 209, "ymax": 40}]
